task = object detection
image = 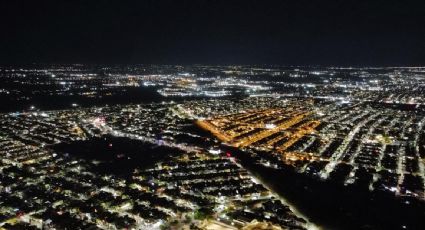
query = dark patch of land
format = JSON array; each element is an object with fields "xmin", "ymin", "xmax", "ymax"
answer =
[
  {"xmin": 51, "ymin": 135, "xmax": 183, "ymax": 177},
  {"xmin": 0, "ymin": 86, "xmax": 163, "ymax": 113}
]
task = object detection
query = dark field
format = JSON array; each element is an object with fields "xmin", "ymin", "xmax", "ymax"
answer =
[{"xmin": 51, "ymin": 135, "xmax": 183, "ymax": 177}]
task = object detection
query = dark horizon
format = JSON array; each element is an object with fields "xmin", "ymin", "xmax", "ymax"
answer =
[
  {"xmin": 3, "ymin": 63, "xmax": 425, "ymax": 68},
  {"xmin": 1, "ymin": 0, "xmax": 425, "ymax": 66}
]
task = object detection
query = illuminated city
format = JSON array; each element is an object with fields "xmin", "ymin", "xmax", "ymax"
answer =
[
  {"xmin": 0, "ymin": 65, "xmax": 424, "ymax": 229},
  {"xmin": 2, "ymin": 1, "xmax": 425, "ymax": 229}
]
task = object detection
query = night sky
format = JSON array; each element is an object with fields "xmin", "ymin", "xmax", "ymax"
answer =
[{"xmin": 1, "ymin": 0, "xmax": 425, "ymax": 66}]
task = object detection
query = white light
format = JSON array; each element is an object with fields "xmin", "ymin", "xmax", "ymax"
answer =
[
  {"xmin": 208, "ymin": 149, "xmax": 221, "ymax": 155},
  {"xmin": 265, "ymin": 123, "xmax": 276, "ymax": 129}
]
